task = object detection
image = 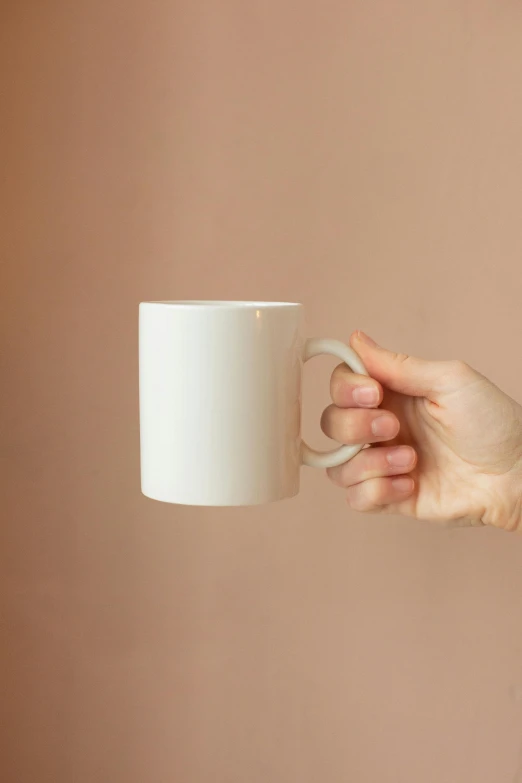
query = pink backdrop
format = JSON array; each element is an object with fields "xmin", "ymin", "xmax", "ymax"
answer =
[{"xmin": 2, "ymin": 2, "xmax": 522, "ymax": 781}]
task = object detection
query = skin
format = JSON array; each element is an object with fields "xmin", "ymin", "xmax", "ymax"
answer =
[{"xmin": 322, "ymin": 331, "xmax": 522, "ymax": 531}]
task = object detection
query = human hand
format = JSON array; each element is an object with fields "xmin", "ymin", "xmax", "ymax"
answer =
[{"xmin": 322, "ymin": 331, "xmax": 522, "ymax": 531}]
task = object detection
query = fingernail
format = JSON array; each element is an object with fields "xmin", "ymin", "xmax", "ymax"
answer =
[
  {"xmin": 371, "ymin": 414, "xmax": 398, "ymax": 437},
  {"xmin": 353, "ymin": 386, "xmax": 379, "ymax": 406},
  {"xmin": 355, "ymin": 330, "xmax": 377, "ymax": 347},
  {"xmin": 386, "ymin": 446, "xmax": 414, "ymax": 468},
  {"xmin": 391, "ymin": 476, "xmax": 414, "ymax": 493}
]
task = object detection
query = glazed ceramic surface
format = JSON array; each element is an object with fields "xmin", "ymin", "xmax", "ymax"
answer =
[{"xmin": 139, "ymin": 301, "xmax": 367, "ymax": 506}]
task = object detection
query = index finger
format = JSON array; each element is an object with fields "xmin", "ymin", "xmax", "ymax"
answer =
[{"xmin": 330, "ymin": 363, "xmax": 383, "ymax": 408}]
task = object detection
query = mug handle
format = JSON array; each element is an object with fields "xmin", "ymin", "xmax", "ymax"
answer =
[{"xmin": 301, "ymin": 338, "xmax": 370, "ymax": 469}]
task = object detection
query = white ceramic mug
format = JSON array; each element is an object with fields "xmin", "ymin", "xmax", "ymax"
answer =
[{"xmin": 139, "ymin": 301, "xmax": 368, "ymax": 506}]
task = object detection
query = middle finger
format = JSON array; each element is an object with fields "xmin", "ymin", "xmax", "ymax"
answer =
[{"xmin": 321, "ymin": 404, "xmax": 400, "ymax": 445}]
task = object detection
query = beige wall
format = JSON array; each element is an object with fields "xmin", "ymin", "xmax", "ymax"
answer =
[{"xmin": 2, "ymin": 2, "xmax": 522, "ymax": 781}]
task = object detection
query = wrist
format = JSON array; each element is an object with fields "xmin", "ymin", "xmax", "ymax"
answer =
[
  {"xmin": 499, "ymin": 467, "xmax": 522, "ymax": 532},
  {"xmin": 480, "ymin": 465, "xmax": 522, "ymax": 532},
  {"xmin": 511, "ymin": 469, "xmax": 522, "ymax": 532}
]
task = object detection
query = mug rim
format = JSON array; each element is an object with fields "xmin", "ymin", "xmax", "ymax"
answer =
[{"xmin": 140, "ymin": 300, "xmax": 302, "ymax": 309}]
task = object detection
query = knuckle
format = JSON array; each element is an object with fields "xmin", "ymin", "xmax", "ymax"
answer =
[
  {"xmin": 320, "ymin": 404, "xmax": 335, "ymax": 434},
  {"xmin": 338, "ymin": 453, "xmax": 368, "ymax": 488},
  {"xmin": 331, "ymin": 362, "xmax": 349, "ymax": 379},
  {"xmin": 448, "ymin": 359, "xmax": 471, "ymax": 377},
  {"xmin": 330, "ymin": 363, "xmax": 351, "ymax": 397},
  {"xmin": 347, "ymin": 491, "xmax": 370, "ymax": 512},
  {"xmin": 322, "ymin": 406, "xmax": 362, "ymax": 443},
  {"xmin": 347, "ymin": 481, "xmax": 378, "ymax": 512},
  {"xmin": 326, "ymin": 464, "xmax": 345, "ymax": 487},
  {"xmin": 367, "ymin": 480, "xmax": 385, "ymax": 506}
]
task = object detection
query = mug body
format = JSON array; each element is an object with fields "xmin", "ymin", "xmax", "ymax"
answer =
[{"xmin": 139, "ymin": 301, "xmax": 304, "ymax": 505}]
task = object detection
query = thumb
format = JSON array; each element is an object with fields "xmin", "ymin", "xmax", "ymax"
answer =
[{"xmin": 350, "ymin": 331, "xmax": 454, "ymax": 399}]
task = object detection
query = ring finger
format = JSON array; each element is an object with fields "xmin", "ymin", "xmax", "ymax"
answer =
[{"xmin": 327, "ymin": 444, "xmax": 417, "ymax": 488}]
